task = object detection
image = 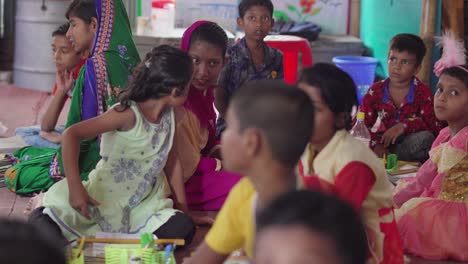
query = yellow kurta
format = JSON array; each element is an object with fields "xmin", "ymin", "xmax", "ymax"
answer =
[{"xmin": 300, "ymin": 130, "xmax": 398, "ymax": 264}]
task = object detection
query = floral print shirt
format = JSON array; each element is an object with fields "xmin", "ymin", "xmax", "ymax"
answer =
[{"xmin": 360, "ymin": 77, "xmax": 442, "ymax": 148}]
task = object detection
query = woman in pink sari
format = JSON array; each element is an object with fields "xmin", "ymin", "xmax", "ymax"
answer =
[
  {"xmin": 173, "ymin": 21, "xmax": 241, "ymax": 211},
  {"xmin": 393, "ymin": 37, "xmax": 468, "ymax": 260}
]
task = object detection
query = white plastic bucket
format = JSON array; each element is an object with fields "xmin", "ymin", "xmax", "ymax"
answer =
[
  {"xmin": 14, "ymin": 0, "xmax": 69, "ymax": 91},
  {"xmin": 151, "ymin": 0, "xmax": 175, "ymax": 37}
]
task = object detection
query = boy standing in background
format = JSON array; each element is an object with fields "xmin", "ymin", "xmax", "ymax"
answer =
[{"xmin": 215, "ymin": 0, "xmax": 284, "ymax": 138}]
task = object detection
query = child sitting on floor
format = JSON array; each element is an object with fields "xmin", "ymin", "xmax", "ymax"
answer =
[
  {"xmin": 215, "ymin": 0, "xmax": 283, "ymax": 138},
  {"xmin": 255, "ymin": 190, "xmax": 369, "ymax": 264},
  {"xmin": 171, "ymin": 21, "xmax": 241, "ymax": 211},
  {"xmin": 15, "ymin": 23, "xmax": 85, "ymax": 149},
  {"xmin": 393, "ymin": 35, "xmax": 468, "ymax": 261},
  {"xmin": 3, "ymin": 0, "xmax": 140, "ymax": 195},
  {"xmin": 297, "ymin": 63, "xmax": 404, "ymax": 264},
  {"xmin": 360, "ymin": 33, "xmax": 441, "ymax": 163},
  {"xmin": 184, "ymin": 81, "xmax": 314, "ymax": 263},
  {"xmin": 29, "ymin": 45, "xmax": 197, "ymax": 244}
]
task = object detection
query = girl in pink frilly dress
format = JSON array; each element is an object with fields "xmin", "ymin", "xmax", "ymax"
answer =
[{"xmin": 393, "ymin": 33, "xmax": 468, "ymax": 261}]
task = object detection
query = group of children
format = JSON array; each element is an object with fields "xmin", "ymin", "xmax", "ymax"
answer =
[
  {"xmin": 0, "ymin": 0, "xmax": 467, "ymax": 263},
  {"xmin": 15, "ymin": 23, "xmax": 86, "ymax": 149}
]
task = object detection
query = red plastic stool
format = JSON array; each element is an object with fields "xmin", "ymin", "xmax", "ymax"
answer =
[{"xmin": 265, "ymin": 35, "xmax": 313, "ymax": 84}]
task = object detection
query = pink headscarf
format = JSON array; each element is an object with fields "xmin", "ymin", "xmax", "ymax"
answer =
[
  {"xmin": 181, "ymin": 20, "xmax": 211, "ymax": 53},
  {"xmin": 180, "ymin": 20, "xmax": 218, "ymax": 133}
]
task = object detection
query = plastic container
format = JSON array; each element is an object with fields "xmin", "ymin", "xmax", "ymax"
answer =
[
  {"xmin": 350, "ymin": 112, "xmax": 371, "ymax": 148},
  {"xmin": 332, "ymin": 56, "xmax": 378, "ymax": 104},
  {"xmin": 385, "ymin": 153, "xmax": 398, "ymax": 172},
  {"xmin": 14, "ymin": 0, "xmax": 68, "ymax": 91},
  {"xmin": 151, "ymin": 0, "xmax": 175, "ymax": 37}
]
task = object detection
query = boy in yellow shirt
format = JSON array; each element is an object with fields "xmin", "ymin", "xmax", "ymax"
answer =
[{"xmin": 184, "ymin": 80, "xmax": 315, "ymax": 263}]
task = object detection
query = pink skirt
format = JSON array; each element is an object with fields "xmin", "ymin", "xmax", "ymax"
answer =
[
  {"xmin": 185, "ymin": 157, "xmax": 241, "ymax": 211},
  {"xmin": 396, "ymin": 198, "xmax": 468, "ymax": 261}
]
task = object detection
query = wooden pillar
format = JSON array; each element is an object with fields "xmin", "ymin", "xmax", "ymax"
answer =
[
  {"xmin": 441, "ymin": 0, "xmax": 464, "ymax": 39},
  {"xmin": 349, "ymin": 0, "xmax": 361, "ymax": 37},
  {"xmin": 418, "ymin": 0, "xmax": 438, "ymax": 85}
]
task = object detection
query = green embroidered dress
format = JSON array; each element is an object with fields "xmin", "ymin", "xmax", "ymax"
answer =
[{"xmin": 4, "ymin": 0, "xmax": 140, "ymax": 194}]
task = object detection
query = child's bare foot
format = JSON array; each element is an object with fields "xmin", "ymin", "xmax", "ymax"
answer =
[
  {"xmin": 23, "ymin": 192, "xmax": 45, "ymax": 216},
  {"xmin": 39, "ymin": 131, "xmax": 62, "ymax": 144}
]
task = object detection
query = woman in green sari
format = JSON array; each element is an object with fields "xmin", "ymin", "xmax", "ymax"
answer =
[{"xmin": 3, "ymin": 0, "xmax": 140, "ymax": 194}]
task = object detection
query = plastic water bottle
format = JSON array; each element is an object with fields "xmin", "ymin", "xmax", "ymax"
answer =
[{"xmin": 350, "ymin": 112, "xmax": 371, "ymax": 148}]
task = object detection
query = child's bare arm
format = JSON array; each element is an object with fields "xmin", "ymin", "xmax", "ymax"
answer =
[
  {"xmin": 41, "ymin": 71, "xmax": 74, "ymax": 132},
  {"xmin": 165, "ymin": 145, "xmax": 214, "ymax": 225},
  {"xmin": 183, "ymin": 242, "xmax": 228, "ymax": 264},
  {"xmin": 164, "ymin": 147, "xmax": 190, "ymax": 213},
  {"xmin": 62, "ymin": 107, "xmax": 135, "ymax": 219}
]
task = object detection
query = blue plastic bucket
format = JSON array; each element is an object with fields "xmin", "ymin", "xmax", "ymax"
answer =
[{"xmin": 332, "ymin": 56, "xmax": 378, "ymax": 104}]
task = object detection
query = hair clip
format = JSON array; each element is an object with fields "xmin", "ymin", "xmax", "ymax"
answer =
[
  {"xmin": 456, "ymin": 65, "xmax": 468, "ymax": 73},
  {"xmin": 144, "ymin": 60, "xmax": 151, "ymax": 68}
]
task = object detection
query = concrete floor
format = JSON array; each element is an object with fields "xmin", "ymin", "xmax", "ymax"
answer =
[{"xmin": 0, "ymin": 83, "xmax": 465, "ymax": 263}]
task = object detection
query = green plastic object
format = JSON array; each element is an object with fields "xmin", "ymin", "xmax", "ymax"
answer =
[
  {"xmin": 140, "ymin": 233, "xmax": 154, "ymax": 249},
  {"xmin": 105, "ymin": 244, "xmax": 176, "ymax": 264},
  {"xmin": 386, "ymin": 154, "xmax": 398, "ymax": 172},
  {"xmin": 67, "ymin": 248, "xmax": 85, "ymax": 264},
  {"xmin": 137, "ymin": 0, "xmax": 142, "ymax": 16}
]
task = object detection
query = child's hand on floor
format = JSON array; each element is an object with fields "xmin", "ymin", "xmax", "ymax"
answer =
[
  {"xmin": 381, "ymin": 123, "xmax": 405, "ymax": 147},
  {"xmin": 69, "ymin": 183, "xmax": 100, "ymax": 219}
]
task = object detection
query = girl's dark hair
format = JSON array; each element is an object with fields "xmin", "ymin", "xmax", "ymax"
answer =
[
  {"xmin": 52, "ymin": 23, "xmax": 70, "ymax": 37},
  {"xmin": 257, "ymin": 190, "xmax": 368, "ymax": 264},
  {"xmin": 189, "ymin": 22, "xmax": 228, "ymax": 56},
  {"xmin": 117, "ymin": 45, "xmax": 193, "ymax": 110},
  {"xmin": 0, "ymin": 219, "xmax": 66, "ymax": 264},
  {"xmin": 299, "ymin": 63, "xmax": 358, "ymax": 130},
  {"xmin": 440, "ymin": 64, "xmax": 468, "ymax": 88},
  {"xmin": 66, "ymin": 0, "xmax": 97, "ymax": 24}
]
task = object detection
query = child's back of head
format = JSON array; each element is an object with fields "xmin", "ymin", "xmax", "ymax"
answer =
[
  {"xmin": 390, "ymin": 33, "xmax": 426, "ymax": 67},
  {"xmin": 299, "ymin": 63, "xmax": 358, "ymax": 130},
  {"xmin": 0, "ymin": 218, "xmax": 66, "ymax": 264},
  {"xmin": 255, "ymin": 190, "xmax": 368, "ymax": 264},
  {"xmin": 228, "ymin": 80, "xmax": 314, "ymax": 168},
  {"xmin": 238, "ymin": 0, "xmax": 274, "ymax": 18},
  {"xmin": 119, "ymin": 45, "xmax": 193, "ymax": 108}
]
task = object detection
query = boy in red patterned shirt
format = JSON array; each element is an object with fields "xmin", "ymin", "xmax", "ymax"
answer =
[{"xmin": 360, "ymin": 34, "xmax": 442, "ymax": 163}]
